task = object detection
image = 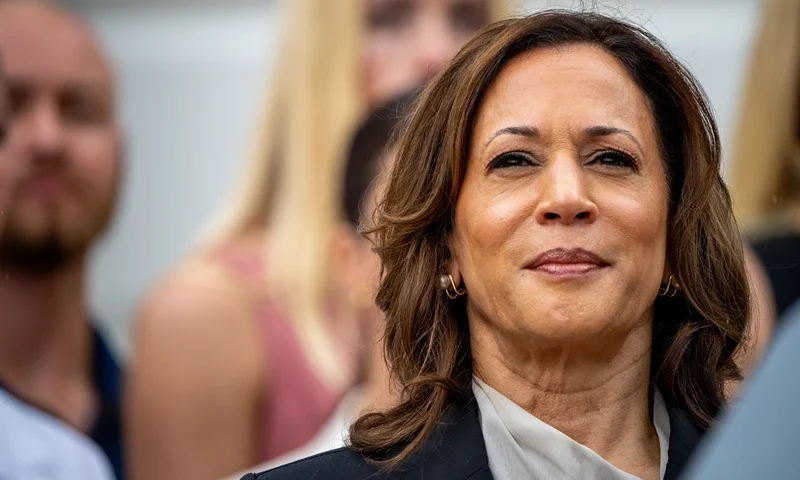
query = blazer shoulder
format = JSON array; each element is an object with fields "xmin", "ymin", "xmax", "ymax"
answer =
[{"xmin": 247, "ymin": 447, "xmax": 378, "ymax": 480}]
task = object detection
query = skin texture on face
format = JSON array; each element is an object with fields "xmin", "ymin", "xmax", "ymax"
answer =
[
  {"xmin": 0, "ymin": 2, "xmax": 121, "ymax": 272},
  {"xmin": 363, "ymin": 0, "xmax": 489, "ymax": 106},
  {"xmin": 450, "ymin": 44, "xmax": 669, "ymax": 354}
]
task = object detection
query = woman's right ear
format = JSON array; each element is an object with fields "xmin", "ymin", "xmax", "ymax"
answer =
[
  {"xmin": 445, "ymin": 233, "xmax": 463, "ymax": 287},
  {"xmin": 445, "ymin": 257, "xmax": 462, "ymax": 288}
]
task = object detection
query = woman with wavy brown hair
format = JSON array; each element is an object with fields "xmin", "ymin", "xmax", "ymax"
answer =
[{"xmin": 246, "ymin": 9, "xmax": 751, "ymax": 480}]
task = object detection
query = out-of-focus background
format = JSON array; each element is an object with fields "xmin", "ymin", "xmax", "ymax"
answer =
[{"xmin": 68, "ymin": 0, "xmax": 761, "ymax": 357}]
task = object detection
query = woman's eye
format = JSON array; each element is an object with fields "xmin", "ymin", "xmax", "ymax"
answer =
[
  {"xmin": 591, "ymin": 150, "xmax": 637, "ymax": 170},
  {"xmin": 488, "ymin": 152, "xmax": 534, "ymax": 171}
]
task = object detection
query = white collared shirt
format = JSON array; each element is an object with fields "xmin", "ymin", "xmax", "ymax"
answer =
[{"xmin": 473, "ymin": 377, "xmax": 670, "ymax": 480}]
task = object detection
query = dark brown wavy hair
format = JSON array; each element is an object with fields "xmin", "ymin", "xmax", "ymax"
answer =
[{"xmin": 351, "ymin": 9, "xmax": 751, "ymax": 468}]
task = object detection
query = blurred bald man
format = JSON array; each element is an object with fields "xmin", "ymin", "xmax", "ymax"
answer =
[
  {"xmin": 0, "ymin": 53, "xmax": 114, "ymax": 480},
  {"xmin": 0, "ymin": 2, "xmax": 124, "ymax": 478}
]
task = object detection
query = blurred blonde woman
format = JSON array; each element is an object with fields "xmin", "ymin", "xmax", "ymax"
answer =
[
  {"xmin": 125, "ymin": 1, "xmax": 516, "ymax": 480},
  {"xmin": 730, "ymin": 0, "xmax": 799, "ymax": 325}
]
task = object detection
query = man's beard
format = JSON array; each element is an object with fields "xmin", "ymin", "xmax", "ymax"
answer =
[
  {"xmin": 0, "ymin": 228, "xmax": 85, "ymax": 274},
  {"xmin": 0, "ymin": 196, "xmax": 117, "ymax": 275}
]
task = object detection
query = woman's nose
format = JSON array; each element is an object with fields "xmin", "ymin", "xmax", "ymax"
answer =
[{"xmin": 533, "ymin": 156, "xmax": 599, "ymax": 225}]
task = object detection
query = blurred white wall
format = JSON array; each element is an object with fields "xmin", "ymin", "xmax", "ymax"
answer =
[{"xmin": 74, "ymin": 0, "xmax": 761, "ymax": 357}]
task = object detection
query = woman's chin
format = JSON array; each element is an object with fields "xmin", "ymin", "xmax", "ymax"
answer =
[{"xmin": 512, "ymin": 301, "xmax": 628, "ymax": 344}]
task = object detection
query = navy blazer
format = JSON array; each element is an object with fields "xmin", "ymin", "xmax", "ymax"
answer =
[{"xmin": 243, "ymin": 390, "xmax": 704, "ymax": 480}]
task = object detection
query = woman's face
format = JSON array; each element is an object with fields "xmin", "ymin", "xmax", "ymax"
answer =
[
  {"xmin": 363, "ymin": 0, "xmax": 490, "ymax": 106},
  {"xmin": 449, "ymin": 45, "xmax": 670, "ymax": 346}
]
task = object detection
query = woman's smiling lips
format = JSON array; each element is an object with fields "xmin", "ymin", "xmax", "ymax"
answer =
[{"xmin": 527, "ymin": 247, "xmax": 611, "ymax": 276}]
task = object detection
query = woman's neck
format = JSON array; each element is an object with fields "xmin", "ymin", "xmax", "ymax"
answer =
[{"xmin": 471, "ymin": 317, "xmax": 661, "ymax": 479}]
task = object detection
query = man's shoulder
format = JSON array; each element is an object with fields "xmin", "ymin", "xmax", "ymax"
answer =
[{"xmin": 244, "ymin": 447, "xmax": 379, "ymax": 480}]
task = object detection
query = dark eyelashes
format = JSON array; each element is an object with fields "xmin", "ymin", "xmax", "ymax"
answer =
[
  {"xmin": 487, "ymin": 149, "xmax": 639, "ymax": 172},
  {"xmin": 590, "ymin": 150, "xmax": 639, "ymax": 171},
  {"xmin": 486, "ymin": 151, "xmax": 536, "ymax": 171}
]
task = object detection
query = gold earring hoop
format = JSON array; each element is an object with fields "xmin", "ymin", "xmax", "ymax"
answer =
[
  {"xmin": 658, "ymin": 274, "xmax": 681, "ymax": 297},
  {"xmin": 437, "ymin": 274, "xmax": 466, "ymax": 299}
]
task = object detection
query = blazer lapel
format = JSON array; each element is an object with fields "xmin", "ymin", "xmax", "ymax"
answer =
[
  {"xmin": 664, "ymin": 405, "xmax": 705, "ymax": 480},
  {"xmin": 388, "ymin": 392, "xmax": 494, "ymax": 480},
  {"xmin": 383, "ymin": 392, "xmax": 702, "ymax": 480}
]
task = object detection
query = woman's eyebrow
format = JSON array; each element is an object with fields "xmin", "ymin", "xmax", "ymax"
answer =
[
  {"xmin": 584, "ymin": 125, "xmax": 643, "ymax": 151},
  {"xmin": 483, "ymin": 124, "xmax": 642, "ymax": 153},
  {"xmin": 483, "ymin": 125, "xmax": 539, "ymax": 152}
]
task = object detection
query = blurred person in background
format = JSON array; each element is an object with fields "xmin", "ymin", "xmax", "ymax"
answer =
[
  {"xmin": 0, "ymin": 52, "xmax": 115, "ymax": 480},
  {"xmin": 126, "ymin": 1, "xmax": 515, "ymax": 479},
  {"xmin": 682, "ymin": 299, "xmax": 800, "ymax": 480},
  {"xmin": 225, "ymin": 90, "xmax": 419, "ymax": 480},
  {"xmin": 730, "ymin": 0, "xmax": 800, "ymax": 327},
  {"xmin": 0, "ymin": 2, "xmax": 125, "ymax": 479}
]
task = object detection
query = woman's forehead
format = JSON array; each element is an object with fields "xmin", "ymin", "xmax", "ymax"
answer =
[{"xmin": 471, "ymin": 45, "xmax": 654, "ymax": 145}]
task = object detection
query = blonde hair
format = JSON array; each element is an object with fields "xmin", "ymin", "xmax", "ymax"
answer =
[
  {"xmin": 729, "ymin": 0, "xmax": 800, "ymax": 225},
  {"xmin": 205, "ymin": 0, "xmax": 518, "ymax": 377}
]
